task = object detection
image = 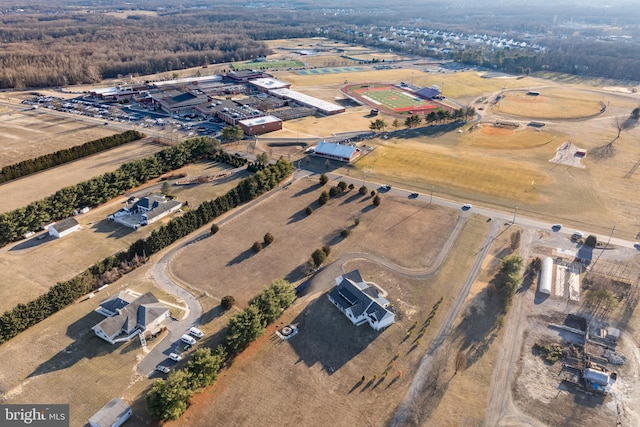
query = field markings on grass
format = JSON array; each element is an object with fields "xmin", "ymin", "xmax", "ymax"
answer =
[{"xmin": 391, "ymin": 219, "xmax": 502, "ymax": 426}]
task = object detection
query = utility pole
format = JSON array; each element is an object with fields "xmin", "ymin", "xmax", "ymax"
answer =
[
  {"xmin": 430, "ymin": 185, "xmax": 434, "ymax": 205},
  {"xmin": 512, "ymin": 205, "xmax": 518, "ymax": 224}
]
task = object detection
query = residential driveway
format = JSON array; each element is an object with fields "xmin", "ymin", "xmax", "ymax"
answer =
[{"xmin": 136, "ymin": 243, "xmax": 204, "ymax": 375}]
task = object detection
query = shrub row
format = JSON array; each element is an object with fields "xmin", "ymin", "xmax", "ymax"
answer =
[
  {"xmin": 0, "ymin": 136, "xmax": 217, "ymax": 247},
  {"xmin": 0, "ymin": 158, "xmax": 294, "ymax": 345},
  {"xmin": 147, "ymin": 279, "xmax": 296, "ymax": 421},
  {"xmin": 0, "ymin": 130, "xmax": 144, "ymax": 184}
]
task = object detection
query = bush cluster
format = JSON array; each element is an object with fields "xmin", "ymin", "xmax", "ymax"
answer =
[{"xmin": 146, "ymin": 346, "xmax": 227, "ymax": 421}]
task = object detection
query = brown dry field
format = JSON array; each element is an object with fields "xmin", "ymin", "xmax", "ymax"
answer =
[
  {"xmin": 171, "ymin": 178, "xmax": 458, "ymax": 306},
  {"xmin": 0, "ymin": 161, "xmax": 244, "ymax": 313},
  {"xmin": 163, "ymin": 178, "xmax": 492, "ymax": 427},
  {"xmin": 423, "ymin": 226, "xmax": 520, "ymax": 426},
  {"xmin": 0, "ymin": 138, "xmax": 167, "ymax": 213},
  {"xmin": 494, "ymin": 88, "xmax": 605, "ymax": 119},
  {"xmin": 0, "ymin": 107, "xmax": 117, "ymax": 167}
]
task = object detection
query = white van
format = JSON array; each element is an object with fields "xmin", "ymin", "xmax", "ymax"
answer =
[
  {"xmin": 189, "ymin": 327, "xmax": 204, "ymax": 338},
  {"xmin": 181, "ymin": 334, "xmax": 196, "ymax": 345}
]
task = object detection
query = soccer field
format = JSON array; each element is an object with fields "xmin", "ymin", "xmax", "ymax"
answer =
[{"xmin": 352, "ymin": 86, "xmax": 436, "ymax": 112}]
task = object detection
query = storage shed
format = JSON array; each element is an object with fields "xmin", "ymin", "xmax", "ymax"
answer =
[
  {"xmin": 538, "ymin": 257, "xmax": 553, "ymax": 295},
  {"xmin": 89, "ymin": 398, "xmax": 132, "ymax": 427},
  {"xmin": 49, "ymin": 217, "xmax": 80, "ymax": 239}
]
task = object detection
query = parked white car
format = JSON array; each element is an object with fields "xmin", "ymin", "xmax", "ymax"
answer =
[
  {"xmin": 189, "ymin": 327, "xmax": 204, "ymax": 338},
  {"xmin": 181, "ymin": 334, "xmax": 196, "ymax": 345},
  {"xmin": 169, "ymin": 353, "xmax": 182, "ymax": 362}
]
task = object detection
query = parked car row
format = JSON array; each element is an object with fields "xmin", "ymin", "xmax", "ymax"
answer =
[{"xmin": 155, "ymin": 327, "xmax": 205, "ymax": 375}]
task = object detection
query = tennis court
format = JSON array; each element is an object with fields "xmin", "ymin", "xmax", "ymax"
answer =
[
  {"xmin": 232, "ymin": 60, "xmax": 305, "ymax": 70},
  {"xmin": 297, "ymin": 66, "xmax": 367, "ymax": 75}
]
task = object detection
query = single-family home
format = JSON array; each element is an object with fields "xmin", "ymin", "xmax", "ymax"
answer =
[
  {"xmin": 89, "ymin": 398, "xmax": 132, "ymax": 427},
  {"xmin": 48, "ymin": 217, "xmax": 81, "ymax": 238},
  {"xmin": 327, "ymin": 270, "xmax": 395, "ymax": 331},
  {"xmin": 92, "ymin": 292, "xmax": 170, "ymax": 345},
  {"xmin": 108, "ymin": 194, "xmax": 182, "ymax": 230}
]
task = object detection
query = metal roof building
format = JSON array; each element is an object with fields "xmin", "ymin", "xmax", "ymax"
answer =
[
  {"xmin": 538, "ymin": 257, "xmax": 553, "ymax": 295},
  {"xmin": 269, "ymin": 88, "xmax": 345, "ymax": 115},
  {"xmin": 313, "ymin": 141, "xmax": 360, "ymax": 163},
  {"xmin": 89, "ymin": 398, "xmax": 132, "ymax": 427}
]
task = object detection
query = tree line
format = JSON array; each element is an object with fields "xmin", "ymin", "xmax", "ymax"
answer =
[
  {"xmin": 0, "ymin": 157, "xmax": 294, "ymax": 345},
  {"xmin": 0, "ymin": 130, "xmax": 143, "ymax": 184},
  {"xmin": 0, "ymin": 136, "xmax": 217, "ymax": 246},
  {"xmin": 146, "ymin": 279, "xmax": 296, "ymax": 421}
]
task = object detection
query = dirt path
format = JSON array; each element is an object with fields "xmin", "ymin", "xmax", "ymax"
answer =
[
  {"xmin": 390, "ymin": 218, "xmax": 503, "ymax": 426},
  {"xmin": 484, "ymin": 227, "xmax": 547, "ymax": 427}
]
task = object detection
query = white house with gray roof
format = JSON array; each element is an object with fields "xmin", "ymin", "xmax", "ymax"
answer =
[
  {"xmin": 92, "ymin": 292, "xmax": 169, "ymax": 345},
  {"xmin": 108, "ymin": 194, "xmax": 182, "ymax": 229},
  {"xmin": 328, "ymin": 270, "xmax": 395, "ymax": 331}
]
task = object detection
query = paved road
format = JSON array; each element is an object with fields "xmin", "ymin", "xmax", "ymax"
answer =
[{"xmin": 390, "ymin": 219, "xmax": 503, "ymax": 426}]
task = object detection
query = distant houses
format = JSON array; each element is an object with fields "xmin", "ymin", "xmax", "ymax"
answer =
[
  {"xmin": 328, "ymin": 270, "xmax": 395, "ymax": 331},
  {"xmin": 92, "ymin": 291, "xmax": 170, "ymax": 345},
  {"xmin": 108, "ymin": 194, "xmax": 182, "ymax": 230}
]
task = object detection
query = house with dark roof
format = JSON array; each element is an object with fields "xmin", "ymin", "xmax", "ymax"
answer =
[
  {"xmin": 95, "ymin": 291, "xmax": 138, "ymax": 317},
  {"xmin": 92, "ymin": 292, "xmax": 170, "ymax": 345},
  {"xmin": 108, "ymin": 194, "xmax": 182, "ymax": 229},
  {"xmin": 49, "ymin": 217, "xmax": 80, "ymax": 238},
  {"xmin": 327, "ymin": 270, "xmax": 395, "ymax": 331},
  {"xmin": 89, "ymin": 398, "xmax": 132, "ymax": 427}
]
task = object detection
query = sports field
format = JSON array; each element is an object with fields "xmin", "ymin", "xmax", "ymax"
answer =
[
  {"xmin": 232, "ymin": 59, "xmax": 304, "ymax": 70},
  {"xmin": 348, "ymin": 84, "xmax": 436, "ymax": 113}
]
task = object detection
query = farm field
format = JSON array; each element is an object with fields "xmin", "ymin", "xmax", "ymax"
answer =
[
  {"xmin": 0, "ymin": 138, "xmax": 166, "ymax": 213},
  {"xmin": 0, "ymin": 107, "xmax": 117, "ymax": 167}
]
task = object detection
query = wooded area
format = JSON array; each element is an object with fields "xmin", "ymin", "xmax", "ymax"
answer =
[{"xmin": 1, "ymin": 2, "xmax": 639, "ymax": 88}]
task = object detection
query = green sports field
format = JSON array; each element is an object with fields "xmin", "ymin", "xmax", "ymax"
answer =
[
  {"xmin": 232, "ymin": 60, "xmax": 305, "ymax": 70},
  {"xmin": 350, "ymin": 85, "xmax": 436, "ymax": 112}
]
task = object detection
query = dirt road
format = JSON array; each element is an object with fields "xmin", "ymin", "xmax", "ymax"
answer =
[{"xmin": 391, "ymin": 218, "xmax": 503, "ymax": 426}]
